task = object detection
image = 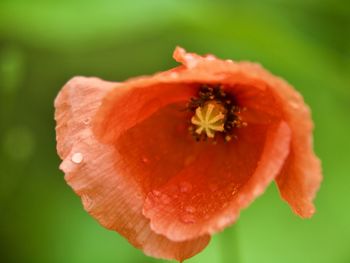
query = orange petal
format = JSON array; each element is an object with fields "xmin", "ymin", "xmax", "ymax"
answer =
[
  {"xmin": 93, "ymin": 80, "xmax": 197, "ymax": 144},
  {"xmin": 54, "ymin": 77, "xmax": 210, "ymax": 261},
  {"xmin": 146, "ymin": 47, "xmax": 321, "ymax": 218},
  {"xmin": 235, "ymin": 62, "xmax": 322, "ymax": 217},
  {"xmin": 92, "ymin": 48, "xmax": 307, "ymax": 242},
  {"xmin": 68, "ymin": 48, "xmax": 321, "ymax": 251},
  {"xmin": 94, "ymin": 49, "xmax": 282, "ymax": 144},
  {"xmin": 141, "ymin": 118, "xmax": 290, "ymax": 241},
  {"xmin": 108, "ymin": 91, "xmax": 289, "ymax": 241}
]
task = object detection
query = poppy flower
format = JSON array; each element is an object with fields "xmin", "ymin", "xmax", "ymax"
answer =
[{"xmin": 55, "ymin": 47, "xmax": 322, "ymax": 261}]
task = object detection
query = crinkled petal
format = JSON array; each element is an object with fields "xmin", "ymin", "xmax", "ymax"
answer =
[
  {"xmin": 142, "ymin": 119, "xmax": 290, "ymax": 241},
  {"xmin": 90, "ymin": 47, "xmax": 321, "ymax": 243},
  {"xmin": 54, "ymin": 77, "xmax": 210, "ymax": 261},
  {"xmin": 107, "ymin": 94, "xmax": 289, "ymax": 241},
  {"xmin": 90, "ymin": 48, "xmax": 295, "ymax": 242},
  {"xmin": 94, "ymin": 48, "xmax": 282, "ymax": 144},
  {"xmin": 172, "ymin": 47, "xmax": 322, "ymax": 217},
  {"xmin": 93, "ymin": 80, "xmax": 197, "ymax": 144},
  {"xmin": 235, "ymin": 62, "xmax": 322, "ymax": 217}
]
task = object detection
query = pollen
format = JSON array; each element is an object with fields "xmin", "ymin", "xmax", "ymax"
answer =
[
  {"xmin": 191, "ymin": 102, "xmax": 226, "ymax": 138},
  {"xmin": 188, "ymin": 85, "xmax": 247, "ymax": 142}
]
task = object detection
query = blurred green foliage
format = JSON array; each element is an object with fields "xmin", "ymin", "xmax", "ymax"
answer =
[{"xmin": 0, "ymin": 0, "xmax": 349, "ymax": 262}]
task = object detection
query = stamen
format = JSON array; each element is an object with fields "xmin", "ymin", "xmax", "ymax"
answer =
[
  {"xmin": 188, "ymin": 85, "xmax": 247, "ymax": 142},
  {"xmin": 191, "ymin": 102, "xmax": 226, "ymax": 138}
]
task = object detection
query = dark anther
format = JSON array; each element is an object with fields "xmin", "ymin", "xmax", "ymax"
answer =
[{"xmin": 187, "ymin": 84, "xmax": 247, "ymax": 142}]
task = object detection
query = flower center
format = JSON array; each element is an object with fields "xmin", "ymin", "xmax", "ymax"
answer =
[
  {"xmin": 188, "ymin": 85, "xmax": 246, "ymax": 142},
  {"xmin": 191, "ymin": 101, "xmax": 226, "ymax": 138}
]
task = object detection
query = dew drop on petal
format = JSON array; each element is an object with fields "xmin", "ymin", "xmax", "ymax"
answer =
[
  {"xmin": 185, "ymin": 206, "xmax": 196, "ymax": 213},
  {"xmin": 181, "ymin": 213, "xmax": 196, "ymax": 224},
  {"xmin": 179, "ymin": 181, "xmax": 193, "ymax": 193},
  {"xmin": 71, "ymin": 152, "xmax": 83, "ymax": 164},
  {"xmin": 152, "ymin": 190, "xmax": 161, "ymax": 197}
]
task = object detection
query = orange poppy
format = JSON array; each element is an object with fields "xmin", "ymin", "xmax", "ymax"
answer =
[{"xmin": 55, "ymin": 47, "xmax": 322, "ymax": 261}]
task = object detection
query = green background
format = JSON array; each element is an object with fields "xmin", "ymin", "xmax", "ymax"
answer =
[{"xmin": 1, "ymin": 0, "xmax": 349, "ymax": 262}]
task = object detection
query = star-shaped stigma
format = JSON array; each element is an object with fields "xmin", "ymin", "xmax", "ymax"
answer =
[{"xmin": 191, "ymin": 102, "xmax": 226, "ymax": 138}]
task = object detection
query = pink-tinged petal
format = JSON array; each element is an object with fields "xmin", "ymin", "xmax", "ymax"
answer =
[
  {"xmin": 94, "ymin": 49, "xmax": 282, "ymax": 145},
  {"xmin": 175, "ymin": 48, "xmax": 321, "ymax": 217},
  {"xmin": 142, "ymin": 119, "xmax": 290, "ymax": 241},
  {"xmin": 93, "ymin": 81, "xmax": 197, "ymax": 144},
  {"xmin": 90, "ymin": 48, "xmax": 299, "ymax": 242},
  {"xmin": 54, "ymin": 77, "xmax": 210, "ymax": 261},
  {"xmin": 107, "ymin": 93, "xmax": 288, "ymax": 241},
  {"xmin": 235, "ymin": 62, "xmax": 322, "ymax": 217}
]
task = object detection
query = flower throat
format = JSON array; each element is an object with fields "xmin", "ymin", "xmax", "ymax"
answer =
[{"xmin": 188, "ymin": 85, "xmax": 246, "ymax": 142}]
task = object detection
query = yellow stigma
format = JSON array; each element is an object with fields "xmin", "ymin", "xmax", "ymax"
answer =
[{"xmin": 191, "ymin": 101, "xmax": 226, "ymax": 138}]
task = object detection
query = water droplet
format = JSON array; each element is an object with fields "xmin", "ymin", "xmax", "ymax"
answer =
[
  {"xmin": 83, "ymin": 117, "xmax": 91, "ymax": 125},
  {"xmin": 185, "ymin": 206, "xmax": 196, "ymax": 213},
  {"xmin": 71, "ymin": 152, "xmax": 83, "ymax": 164},
  {"xmin": 179, "ymin": 181, "xmax": 192, "ymax": 193},
  {"xmin": 152, "ymin": 190, "xmax": 161, "ymax": 197},
  {"xmin": 160, "ymin": 194, "xmax": 171, "ymax": 204},
  {"xmin": 181, "ymin": 213, "xmax": 196, "ymax": 224}
]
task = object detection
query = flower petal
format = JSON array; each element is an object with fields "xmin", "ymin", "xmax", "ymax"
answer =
[
  {"xmin": 142, "ymin": 118, "xmax": 291, "ymax": 241},
  {"xmin": 106, "ymin": 92, "xmax": 289, "ymax": 241},
  {"xmin": 94, "ymin": 48, "xmax": 281, "ymax": 144},
  {"xmin": 93, "ymin": 80, "xmax": 197, "ymax": 144},
  {"xmin": 55, "ymin": 77, "xmax": 210, "ymax": 261},
  {"xmin": 235, "ymin": 62, "xmax": 322, "ymax": 217},
  {"xmin": 90, "ymin": 47, "xmax": 320, "ymax": 242}
]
